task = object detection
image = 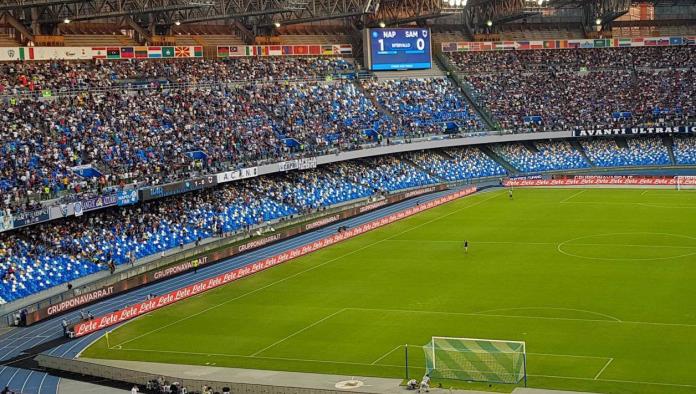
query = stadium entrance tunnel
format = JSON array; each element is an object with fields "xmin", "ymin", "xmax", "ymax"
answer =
[{"xmin": 556, "ymin": 232, "xmax": 696, "ymax": 261}]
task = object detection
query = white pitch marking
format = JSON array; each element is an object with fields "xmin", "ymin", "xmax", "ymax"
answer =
[
  {"xmin": 560, "ymin": 190, "xmax": 586, "ymax": 203},
  {"xmin": 370, "ymin": 345, "xmax": 403, "ymax": 365},
  {"xmin": 594, "ymin": 357, "xmax": 614, "ymax": 380},
  {"xmin": 251, "ymin": 309, "xmax": 347, "ymax": 357}
]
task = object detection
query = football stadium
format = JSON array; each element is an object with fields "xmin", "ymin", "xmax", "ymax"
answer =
[{"xmin": 0, "ymin": 1, "xmax": 695, "ymax": 393}]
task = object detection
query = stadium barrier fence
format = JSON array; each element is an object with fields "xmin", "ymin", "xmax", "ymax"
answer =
[{"xmin": 71, "ymin": 186, "xmax": 477, "ymax": 337}]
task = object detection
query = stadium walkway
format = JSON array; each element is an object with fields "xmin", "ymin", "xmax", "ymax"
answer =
[{"xmin": 0, "ymin": 187, "xmax": 468, "ymax": 393}]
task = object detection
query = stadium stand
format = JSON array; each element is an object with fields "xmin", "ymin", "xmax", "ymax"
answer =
[
  {"xmin": 332, "ymin": 156, "xmax": 440, "ymax": 192},
  {"xmin": 673, "ymin": 135, "xmax": 696, "ymax": 165},
  {"xmin": 447, "ymin": 46, "xmax": 696, "ymax": 132},
  {"xmin": 408, "ymin": 148, "xmax": 507, "ymax": 181},
  {"xmin": 580, "ymin": 137, "xmax": 671, "ymax": 167},
  {"xmin": 492, "ymin": 141, "xmax": 590, "ymax": 173},
  {"xmin": 361, "ymin": 77, "xmax": 484, "ymax": 136}
]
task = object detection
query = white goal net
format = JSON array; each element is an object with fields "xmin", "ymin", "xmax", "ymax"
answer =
[{"xmin": 423, "ymin": 336, "xmax": 527, "ymax": 385}]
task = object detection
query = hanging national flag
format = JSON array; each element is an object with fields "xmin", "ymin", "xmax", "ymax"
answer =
[
  {"xmin": 282, "ymin": 46, "xmax": 293, "ymax": 55},
  {"xmin": 530, "ymin": 41, "xmax": 543, "ymax": 49},
  {"xmin": 193, "ymin": 46, "xmax": 203, "ymax": 57},
  {"xmin": 543, "ymin": 41, "xmax": 556, "ymax": 49},
  {"xmin": 456, "ymin": 42, "xmax": 469, "ymax": 51},
  {"xmin": 19, "ymin": 47, "xmax": 34, "ymax": 60},
  {"xmin": 120, "ymin": 47, "xmax": 135, "ymax": 58},
  {"xmin": 685, "ymin": 37, "xmax": 696, "ymax": 45},
  {"xmin": 618, "ymin": 38, "xmax": 631, "ymax": 47},
  {"xmin": 321, "ymin": 45, "xmax": 333, "ymax": 55},
  {"xmin": 175, "ymin": 46, "xmax": 190, "ymax": 57},
  {"xmin": 518, "ymin": 41, "xmax": 530, "ymax": 50},
  {"xmin": 339, "ymin": 44, "xmax": 352, "ymax": 54},
  {"xmin": 134, "ymin": 46, "xmax": 148, "ymax": 58},
  {"xmin": 162, "ymin": 47, "xmax": 175, "ymax": 58},
  {"xmin": 229, "ymin": 46, "xmax": 242, "ymax": 56},
  {"xmin": 293, "ymin": 45, "xmax": 308, "ymax": 55},
  {"xmin": 657, "ymin": 38, "xmax": 669, "ymax": 46},
  {"xmin": 567, "ymin": 41, "xmax": 580, "ymax": 49},
  {"xmin": 148, "ymin": 46, "xmax": 162, "ymax": 58},
  {"xmin": 258, "ymin": 46, "xmax": 270, "ymax": 56},
  {"xmin": 217, "ymin": 46, "xmax": 230, "ymax": 58},
  {"xmin": 557, "ymin": 40, "xmax": 568, "ymax": 49},
  {"xmin": 644, "ymin": 38, "xmax": 657, "ymax": 46},
  {"xmin": 309, "ymin": 45, "xmax": 321, "ymax": 55},
  {"xmin": 107, "ymin": 48, "xmax": 120, "ymax": 59},
  {"xmin": 269, "ymin": 45, "xmax": 282, "ymax": 56},
  {"xmin": 91, "ymin": 47, "xmax": 106, "ymax": 59}
]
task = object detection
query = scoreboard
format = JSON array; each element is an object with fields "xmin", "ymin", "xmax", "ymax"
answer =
[{"xmin": 364, "ymin": 28, "xmax": 432, "ymax": 71}]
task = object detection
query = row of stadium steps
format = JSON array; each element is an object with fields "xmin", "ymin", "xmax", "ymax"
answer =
[
  {"xmin": 478, "ymin": 145, "xmax": 520, "ymax": 174},
  {"xmin": 662, "ymin": 135, "xmax": 678, "ymax": 165},
  {"xmin": 522, "ymin": 141, "xmax": 540, "ymax": 154},
  {"xmin": 569, "ymin": 139, "xmax": 596, "ymax": 166},
  {"xmin": 432, "ymin": 51, "xmax": 498, "ymax": 130},
  {"xmin": 353, "ymin": 79, "xmax": 396, "ymax": 119},
  {"xmin": 0, "ymin": 34, "xmax": 18, "ymax": 47}
]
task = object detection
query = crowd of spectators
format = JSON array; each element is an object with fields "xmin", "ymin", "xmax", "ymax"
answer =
[
  {"xmin": 332, "ymin": 156, "xmax": 440, "ymax": 192},
  {"xmin": 492, "ymin": 141, "xmax": 590, "ymax": 173},
  {"xmin": 449, "ymin": 46, "xmax": 696, "ymax": 132},
  {"xmin": 0, "ymin": 58, "xmax": 384, "ymax": 212},
  {"xmin": 0, "ymin": 57, "xmax": 353, "ymax": 94},
  {"xmin": 409, "ymin": 148, "xmax": 506, "ymax": 181},
  {"xmin": 581, "ymin": 137, "xmax": 671, "ymax": 167},
  {"xmin": 448, "ymin": 46, "xmax": 696, "ymax": 74},
  {"xmin": 673, "ymin": 135, "xmax": 696, "ymax": 165},
  {"xmin": 361, "ymin": 77, "xmax": 485, "ymax": 136}
]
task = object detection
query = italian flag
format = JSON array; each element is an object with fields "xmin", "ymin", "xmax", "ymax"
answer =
[{"xmin": 19, "ymin": 47, "xmax": 34, "ymax": 60}]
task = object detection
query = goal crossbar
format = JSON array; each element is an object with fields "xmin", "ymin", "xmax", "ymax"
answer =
[{"xmin": 424, "ymin": 336, "xmax": 527, "ymax": 385}]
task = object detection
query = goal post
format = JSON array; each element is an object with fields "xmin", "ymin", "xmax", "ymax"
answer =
[
  {"xmin": 423, "ymin": 336, "xmax": 527, "ymax": 386},
  {"xmin": 675, "ymin": 176, "xmax": 696, "ymax": 190}
]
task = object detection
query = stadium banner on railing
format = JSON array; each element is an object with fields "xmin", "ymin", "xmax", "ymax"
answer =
[
  {"xmin": 216, "ymin": 44, "xmax": 352, "ymax": 58},
  {"xmin": 140, "ymin": 175, "xmax": 217, "ymax": 201},
  {"xmin": 25, "ymin": 183, "xmax": 448, "ymax": 325},
  {"xmin": 117, "ymin": 189, "xmax": 139, "ymax": 206},
  {"xmin": 572, "ymin": 125, "xmax": 696, "ymax": 137},
  {"xmin": 503, "ymin": 175, "xmax": 696, "ymax": 187},
  {"xmin": 441, "ymin": 35, "xmax": 696, "ymax": 53},
  {"xmin": 0, "ymin": 46, "xmax": 202, "ymax": 61},
  {"xmin": 277, "ymin": 157, "xmax": 318, "ymax": 172},
  {"xmin": 71, "ymin": 185, "xmax": 475, "ymax": 336},
  {"xmin": 216, "ymin": 167, "xmax": 258, "ymax": 184}
]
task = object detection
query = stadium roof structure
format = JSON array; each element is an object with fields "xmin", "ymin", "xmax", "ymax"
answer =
[{"xmin": 0, "ymin": 0, "xmax": 693, "ymax": 45}]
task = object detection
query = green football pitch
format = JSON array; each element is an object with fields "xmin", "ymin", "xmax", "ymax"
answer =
[{"xmin": 82, "ymin": 188, "xmax": 696, "ymax": 394}]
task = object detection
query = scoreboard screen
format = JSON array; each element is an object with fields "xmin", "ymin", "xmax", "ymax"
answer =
[{"xmin": 364, "ymin": 28, "xmax": 432, "ymax": 71}]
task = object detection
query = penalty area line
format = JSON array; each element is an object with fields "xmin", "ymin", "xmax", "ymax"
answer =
[
  {"xmin": 594, "ymin": 357, "xmax": 614, "ymax": 380},
  {"xmin": 370, "ymin": 345, "xmax": 404, "ymax": 365}
]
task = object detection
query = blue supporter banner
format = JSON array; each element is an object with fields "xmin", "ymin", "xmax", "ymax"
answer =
[
  {"xmin": 81, "ymin": 194, "xmax": 118, "ymax": 212},
  {"xmin": 185, "ymin": 150, "xmax": 208, "ymax": 161},
  {"xmin": 117, "ymin": 190, "xmax": 139, "ymax": 206},
  {"xmin": 71, "ymin": 165, "xmax": 103, "ymax": 178},
  {"xmin": 12, "ymin": 208, "xmax": 50, "ymax": 228}
]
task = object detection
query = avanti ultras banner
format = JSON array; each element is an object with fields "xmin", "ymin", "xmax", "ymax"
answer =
[{"xmin": 71, "ymin": 186, "xmax": 476, "ymax": 337}]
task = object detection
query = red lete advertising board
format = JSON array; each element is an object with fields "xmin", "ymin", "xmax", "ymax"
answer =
[{"xmin": 504, "ymin": 175, "xmax": 696, "ymax": 187}]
